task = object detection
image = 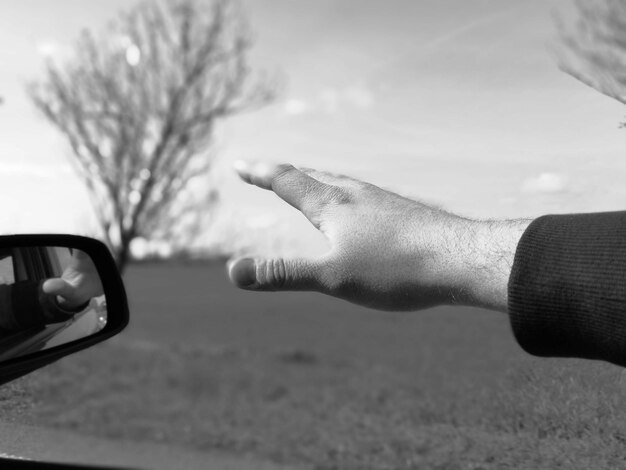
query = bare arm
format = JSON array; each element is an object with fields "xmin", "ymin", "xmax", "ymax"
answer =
[{"xmin": 228, "ymin": 161, "xmax": 530, "ymax": 313}]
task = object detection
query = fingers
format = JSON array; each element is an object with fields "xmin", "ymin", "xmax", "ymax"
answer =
[
  {"xmin": 43, "ymin": 278, "xmax": 93, "ymax": 310},
  {"xmin": 234, "ymin": 161, "xmax": 336, "ymax": 222},
  {"xmin": 297, "ymin": 168, "xmax": 337, "ymax": 185},
  {"xmin": 298, "ymin": 167, "xmax": 363, "ymax": 189},
  {"xmin": 228, "ymin": 257, "xmax": 322, "ymax": 292}
]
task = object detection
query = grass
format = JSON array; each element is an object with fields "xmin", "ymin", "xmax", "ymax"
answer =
[{"xmin": 3, "ymin": 262, "xmax": 626, "ymax": 469}]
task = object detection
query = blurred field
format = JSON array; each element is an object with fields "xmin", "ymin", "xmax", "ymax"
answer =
[{"xmin": 4, "ymin": 262, "xmax": 626, "ymax": 469}]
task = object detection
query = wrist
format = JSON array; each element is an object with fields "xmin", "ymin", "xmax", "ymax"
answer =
[
  {"xmin": 55, "ymin": 295, "xmax": 90, "ymax": 312},
  {"xmin": 447, "ymin": 218, "xmax": 531, "ymax": 311}
]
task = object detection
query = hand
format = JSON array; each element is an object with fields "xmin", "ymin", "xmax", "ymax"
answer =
[
  {"xmin": 42, "ymin": 249, "xmax": 104, "ymax": 310},
  {"xmin": 228, "ymin": 162, "xmax": 530, "ymax": 312}
]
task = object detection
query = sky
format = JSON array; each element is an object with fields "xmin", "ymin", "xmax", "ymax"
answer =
[{"xmin": 1, "ymin": 0, "xmax": 625, "ymax": 257}]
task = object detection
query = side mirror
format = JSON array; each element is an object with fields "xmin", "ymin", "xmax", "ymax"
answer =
[{"xmin": 0, "ymin": 235, "xmax": 128, "ymax": 386}]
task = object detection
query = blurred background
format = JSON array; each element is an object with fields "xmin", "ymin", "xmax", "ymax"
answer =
[
  {"xmin": 2, "ymin": 0, "xmax": 626, "ymax": 261},
  {"xmin": 2, "ymin": 1, "xmax": 626, "ymax": 469}
]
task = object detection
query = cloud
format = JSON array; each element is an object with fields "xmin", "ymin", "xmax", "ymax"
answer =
[
  {"xmin": 320, "ymin": 85, "xmax": 375, "ymax": 113},
  {"xmin": 283, "ymin": 99, "xmax": 311, "ymax": 116},
  {"xmin": 283, "ymin": 84, "xmax": 375, "ymax": 117},
  {"xmin": 343, "ymin": 84, "xmax": 374, "ymax": 109},
  {"xmin": 521, "ymin": 173, "xmax": 569, "ymax": 194},
  {"xmin": 37, "ymin": 41, "xmax": 72, "ymax": 60},
  {"xmin": 37, "ymin": 41, "xmax": 60, "ymax": 58}
]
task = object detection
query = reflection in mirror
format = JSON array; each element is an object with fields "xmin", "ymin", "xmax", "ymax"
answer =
[{"xmin": 0, "ymin": 246, "xmax": 106, "ymax": 361}]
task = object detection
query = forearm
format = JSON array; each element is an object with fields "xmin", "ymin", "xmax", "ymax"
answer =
[
  {"xmin": 508, "ymin": 212, "xmax": 626, "ymax": 366},
  {"xmin": 454, "ymin": 210, "xmax": 626, "ymax": 367},
  {"xmin": 0, "ymin": 281, "xmax": 75, "ymax": 331}
]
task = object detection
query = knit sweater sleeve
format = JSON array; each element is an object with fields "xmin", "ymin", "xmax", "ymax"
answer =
[
  {"xmin": 508, "ymin": 211, "xmax": 626, "ymax": 367},
  {"xmin": 0, "ymin": 281, "xmax": 77, "ymax": 332}
]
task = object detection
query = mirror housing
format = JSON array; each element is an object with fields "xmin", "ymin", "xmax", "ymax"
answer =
[{"xmin": 0, "ymin": 235, "xmax": 128, "ymax": 386}]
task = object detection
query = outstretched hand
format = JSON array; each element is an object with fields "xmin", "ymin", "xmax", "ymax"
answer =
[
  {"xmin": 42, "ymin": 249, "xmax": 104, "ymax": 310},
  {"xmin": 228, "ymin": 161, "xmax": 530, "ymax": 312}
]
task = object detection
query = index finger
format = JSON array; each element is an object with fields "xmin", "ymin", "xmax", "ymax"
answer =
[{"xmin": 234, "ymin": 161, "xmax": 335, "ymax": 222}]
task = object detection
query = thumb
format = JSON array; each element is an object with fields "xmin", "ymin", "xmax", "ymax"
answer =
[
  {"xmin": 42, "ymin": 278, "xmax": 75, "ymax": 298},
  {"xmin": 228, "ymin": 257, "xmax": 321, "ymax": 291}
]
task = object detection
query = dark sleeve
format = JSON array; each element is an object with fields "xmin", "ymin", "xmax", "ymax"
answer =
[
  {"xmin": 508, "ymin": 211, "xmax": 626, "ymax": 367},
  {"xmin": 0, "ymin": 281, "xmax": 76, "ymax": 332}
]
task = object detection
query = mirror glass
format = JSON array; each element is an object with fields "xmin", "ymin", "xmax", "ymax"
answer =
[{"xmin": 0, "ymin": 246, "xmax": 106, "ymax": 361}]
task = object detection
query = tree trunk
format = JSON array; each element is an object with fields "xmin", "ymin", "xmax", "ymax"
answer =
[{"xmin": 115, "ymin": 241, "xmax": 131, "ymax": 276}]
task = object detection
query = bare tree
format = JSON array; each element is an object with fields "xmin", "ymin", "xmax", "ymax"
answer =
[
  {"xmin": 29, "ymin": 0, "xmax": 275, "ymax": 273},
  {"xmin": 556, "ymin": 0, "xmax": 626, "ymax": 112}
]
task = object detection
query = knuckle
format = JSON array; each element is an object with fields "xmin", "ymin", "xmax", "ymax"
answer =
[
  {"xmin": 353, "ymin": 179, "xmax": 371, "ymax": 191},
  {"xmin": 300, "ymin": 182, "xmax": 350, "ymax": 222},
  {"xmin": 257, "ymin": 258, "xmax": 287, "ymax": 290},
  {"xmin": 325, "ymin": 186, "xmax": 353, "ymax": 206},
  {"xmin": 271, "ymin": 164, "xmax": 296, "ymax": 184}
]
